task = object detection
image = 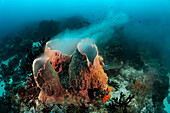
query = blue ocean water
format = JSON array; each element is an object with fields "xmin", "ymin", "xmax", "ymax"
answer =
[
  {"xmin": 0, "ymin": 0, "xmax": 170, "ymax": 57},
  {"xmin": 0, "ymin": 0, "xmax": 170, "ymax": 112}
]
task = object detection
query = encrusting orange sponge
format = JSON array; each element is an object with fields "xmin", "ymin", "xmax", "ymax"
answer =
[{"xmin": 102, "ymin": 86, "xmax": 114, "ymax": 104}]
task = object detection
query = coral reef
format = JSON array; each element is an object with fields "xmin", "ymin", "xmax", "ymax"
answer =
[
  {"xmin": 8, "ymin": 33, "xmax": 169, "ymax": 113},
  {"xmin": 1, "ymin": 18, "xmax": 169, "ymax": 112}
]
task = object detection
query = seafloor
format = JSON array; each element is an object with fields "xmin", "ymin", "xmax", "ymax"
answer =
[{"xmin": 0, "ymin": 17, "xmax": 169, "ymax": 113}]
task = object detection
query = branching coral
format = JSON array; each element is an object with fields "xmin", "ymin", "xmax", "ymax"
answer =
[
  {"xmin": 113, "ymin": 92, "xmax": 135, "ymax": 107},
  {"xmin": 107, "ymin": 92, "xmax": 135, "ymax": 113}
]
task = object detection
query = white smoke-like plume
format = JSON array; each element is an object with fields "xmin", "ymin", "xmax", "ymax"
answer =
[{"xmin": 49, "ymin": 12, "xmax": 129, "ymax": 53}]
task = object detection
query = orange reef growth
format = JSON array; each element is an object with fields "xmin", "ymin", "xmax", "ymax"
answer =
[
  {"xmin": 102, "ymin": 86, "xmax": 114, "ymax": 104},
  {"xmin": 133, "ymin": 78, "xmax": 148, "ymax": 94},
  {"xmin": 32, "ymin": 38, "xmax": 110, "ymax": 106},
  {"xmin": 17, "ymin": 86, "xmax": 40, "ymax": 108}
]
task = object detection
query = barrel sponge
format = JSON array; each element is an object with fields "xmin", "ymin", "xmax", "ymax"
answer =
[
  {"xmin": 48, "ymin": 51, "xmax": 71, "ymax": 73},
  {"xmin": 32, "ymin": 38, "xmax": 109, "ymax": 106},
  {"xmin": 69, "ymin": 40, "xmax": 108, "ymax": 92},
  {"xmin": 90, "ymin": 55, "xmax": 108, "ymax": 91},
  {"xmin": 35, "ymin": 59, "xmax": 64, "ymax": 97}
]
